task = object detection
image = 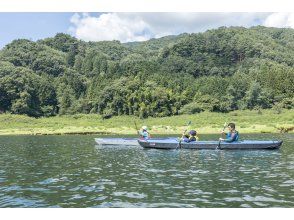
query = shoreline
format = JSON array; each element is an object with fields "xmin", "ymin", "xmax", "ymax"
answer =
[
  {"xmin": 0, "ymin": 109, "xmax": 293, "ymax": 136},
  {"xmin": 0, "ymin": 129, "xmax": 293, "ymax": 136},
  {"xmin": 0, "ymin": 131, "xmax": 292, "ymax": 136}
]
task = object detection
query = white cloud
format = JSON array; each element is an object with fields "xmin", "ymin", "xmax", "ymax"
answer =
[
  {"xmin": 124, "ymin": 13, "xmax": 270, "ymax": 38},
  {"xmin": 69, "ymin": 12, "xmax": 289, "ymax": 43},
  {"xmin": 263, "ymin": 12, "xmax": 294, "ymax": 28},
  {"xmin": 69, "ymin": 13, "xmax": 152, "ymax": 42}
]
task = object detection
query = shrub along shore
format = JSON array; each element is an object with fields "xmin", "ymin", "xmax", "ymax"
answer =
[{"xmin": 0, "ymin": 109, "xmax": 293, "ymax": 135}]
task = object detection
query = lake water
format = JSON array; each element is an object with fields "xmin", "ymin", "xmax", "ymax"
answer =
[{"xmin": 0, "ymin": 134, "xmax": 293, "ymax": 208}]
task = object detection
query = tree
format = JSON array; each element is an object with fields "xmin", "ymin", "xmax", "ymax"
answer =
[
  {"xmin": 40, "ymin": 33, "xmax": 79, "ymax": 52},
  {"xmin": 244, "ymin": 81, "xmax": 272, "ymax": 109},
  {"xmin": 0, "ymin": 86, "xmax": 10, "ymax": 112},
  {"xmin": 11, "ymin": 90, "xmax": 41, "ymax": 116},
  {"xmin": 66, "ymin": 43, "xmax": 79, "ymax": 67},
  {"xmin": 57, "ymin": 85, "xmax": 76, "ymax": 115},
  {"xmin": 31, "ymin": 51, "xmax": 66, "ymax": 76}
]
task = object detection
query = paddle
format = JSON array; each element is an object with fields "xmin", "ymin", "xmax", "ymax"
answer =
[
  {"xmin": 176, "ymin": 121, "xmax": 192, "ymax": 149},
  {"xmin": 134, "ymin": 121, "xmax": 139, "ymax": 136},
  {"xmin": 216, "ymin": 122, "xmax": 227, "ymax": 150}
]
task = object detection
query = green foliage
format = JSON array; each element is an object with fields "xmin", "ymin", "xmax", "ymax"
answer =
[
  {"xmin": 0, "ymin": 26, "xmax": 293, "ymax": 118},
  {"xmin": 279, "ymin": 97, "xmax": 294, "ymax": 109},
  {"xmin": 179, "ymin": 102, "xmax": 203, "ymax": 114},
  {"xmin": 0, "ymin": 65, "xmax": 45, "ymax": 116},
  {"xmin": 11, "ymin": 91, "xmax": 40, "ymax": 116},
  {"xmin": 39, "ymin": 33, "xmax": 79, "ymax": 52},
  {"xmin": 244, "ymin": 81, "xmax": 273, "ymax": 109},
  {"xmin": 31, "ymin": 51, "xmax": 66, "ymax": 76},
  {"xmin": 57, "ymin": 85, "xmax": 76, "ymax": 115},
  {"xmin": 0, "ymin": 39, "xmax": 67, "ymax": 77}
]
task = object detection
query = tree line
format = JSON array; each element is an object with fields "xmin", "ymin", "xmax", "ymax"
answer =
[{"xmin": 0, "ymin": 26, "xmax": 293, "ymax": 118}]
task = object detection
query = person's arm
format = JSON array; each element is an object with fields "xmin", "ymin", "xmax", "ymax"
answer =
[
  {"xmin": 147, "ymin": 132, "xmax": 151, "ymax": 138},
  {"xmin": 220, "ymin": 131, "xmax": 227, "ymax": 141}
]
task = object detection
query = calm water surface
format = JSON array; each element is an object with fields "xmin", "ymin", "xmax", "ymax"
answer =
[{"xmin": 0, "ymin": 134, "xmax": 293, "ymax": 208}]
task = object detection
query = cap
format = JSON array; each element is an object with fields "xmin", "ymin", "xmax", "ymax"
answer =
[
  {"xmin": 142, "ymin": 126, "xmax": 148, "ymax": 130},
  {"xmin": 189, "ymin": 130, "xmax": 197, "ymax": 136}
]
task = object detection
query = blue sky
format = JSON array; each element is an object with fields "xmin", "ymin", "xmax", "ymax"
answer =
[
  {"xmin": 0, "ymin": 12, "xmax": 293, "ymax": 49},
  {"xmin": 0, "ymin": 13, "xmax": 74, "ymax": 48}
]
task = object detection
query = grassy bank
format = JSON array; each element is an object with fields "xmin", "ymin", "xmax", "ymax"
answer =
[{"xmin": 0, "ymin": 109, "xmax": 293, "ymax": 135}]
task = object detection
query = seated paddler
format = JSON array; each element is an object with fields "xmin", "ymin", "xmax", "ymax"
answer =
[
  {"xmin": 219, "ymin": 123, "xmax": 239, "ymax": 142},
  {"xmin": 139, "ymin": 126, "xmax": 151, "ymax": 139},
  {"xmin": 182, "ymin": 130, "xmax": 199, "ymax": 142}
]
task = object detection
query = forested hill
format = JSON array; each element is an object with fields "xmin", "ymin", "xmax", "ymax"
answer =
[{"xmin": 0, "ymin": 26, "xmax": 293, "ymax": 118}]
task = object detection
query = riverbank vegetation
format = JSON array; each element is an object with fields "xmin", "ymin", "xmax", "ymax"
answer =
[
  {"xmin": 0, "ymin": 26, "xmax": 293, "ymax": 120},
  {"xmin": 0, "ymin": 109, "xmax": 293, "ymax": 135}
]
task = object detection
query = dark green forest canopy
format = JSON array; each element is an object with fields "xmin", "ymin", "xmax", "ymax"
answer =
[{"xmin": 0, "ymin": 26, "xmax": 293, "ymax": 117}]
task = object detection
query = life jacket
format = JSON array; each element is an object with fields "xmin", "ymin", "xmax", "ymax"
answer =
[
  {"xmin": 226, "ymin": 131, "xmax": 239, "ymax": 142},
  {"xmin": 235, "ymin": 131, "xmax": 239, "ymax": 141},
  {"xmin": 140, "ymin": 130, "xmax": 150, "ymax": 139},
  {"xmin": 189, "ymin": 136, "xmax": 196, "ymax": 142},
  {"xmin": 183, "ymin": 135, "xmax": 197, "ymax": 142}
]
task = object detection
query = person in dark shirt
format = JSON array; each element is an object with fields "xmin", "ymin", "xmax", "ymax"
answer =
[{"xmin": 182, "ymin": 130, "xmax": 199, "ymax": 143}]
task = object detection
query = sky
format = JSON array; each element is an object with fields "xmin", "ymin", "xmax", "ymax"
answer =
[{"xmin": 1, "ymin": 12, "xmax": 294, "ymax": 48}]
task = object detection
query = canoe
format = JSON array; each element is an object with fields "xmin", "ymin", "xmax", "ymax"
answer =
[
  {"xmin": 95, "ymin": 138, "xmax": 139, "ymax": 146},
  {"xmin": 95, "ymin": 137, "xmax": 174, "ymax": 146},
  {"xmin": 138, "ymin": 139, "xmax": 283, "ymax": 150}
]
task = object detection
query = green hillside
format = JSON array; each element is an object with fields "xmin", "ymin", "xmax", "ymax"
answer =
[{"xmin": 0, "ymin": 26, "xmax": 293, "ymax": 118}]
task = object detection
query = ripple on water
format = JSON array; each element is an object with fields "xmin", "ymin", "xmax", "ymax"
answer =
[
  {"xmin": 97, "ymin": 179, "xmax": 116, "ymax": 186},
  {"xmin": 1, "ymin": 185, "xmax": 22, "ymax": 192},
  {"xmin": 22, "ymin": 187, "xmax": 52, "ymax": 193},
  {"xmin": 93, "ymin": 196, "xmax": 108, "ymax": 201},
  {"xmin": 80, "ymin": 185, "xmax": 98, "ymax": 192},
  {"xmin": 112, "ymin": 191, "xmax": 147, "ymax": 199},
  {"xmin": 253, "ymin": 202, "xmax": 269, "ymax": 207},
  {"xmin": 243, "ymin": 195, "xmax": 286, "ymax": 203},
  {"xmin": 279, "ymin": 180, "xmax": 294, "ymax": 187},
  {"xmin": 38, "ymin": 178, "xmax": 60, "ymax": 185},
  {"xmin": 145, "ymin": 168, "xmax": 166, "ymax": 173},
  {"xmin": 94, "ymin": 202, "xmax": 195, "ymax": 208},
  {"xmin": 219, "ymin": 178, "xmax": 236, "ymax": 182},
  {"xmin": 240, "ymin": 203, "xmax": 252, "ymax": 208},
  {"xmin": 224, "ymin": 197, "xmax": 244, "ymax": 202},
  {"xmin": 69, "ymin": 194, "xmax": 87, "ymax": 200},
  {"xmin": 155, "ymin": 182, "xmax": 170, "ymax": 187},
  {"xmin": 219, "ymin": 189, "xmax": 239, "ymax": 194},
  {"xmin": 0, "ymin": 195, "xmax": 47, "ymax": 208},
  {"xmin": 189, "ymin": 170, "xmax": 210, "ymax": 174}
]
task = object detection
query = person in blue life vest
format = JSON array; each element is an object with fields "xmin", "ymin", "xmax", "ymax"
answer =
[
  {"xmin": 182, "ymin": 130, "xmax": 199, "ymax": 143},
  {"xmin": 139, "ymin": 126, "xmax": 151, "ymax": 139},
  {"xmin": 219, "ymin": 122, "xmax": 239, "ymax": 142}
]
